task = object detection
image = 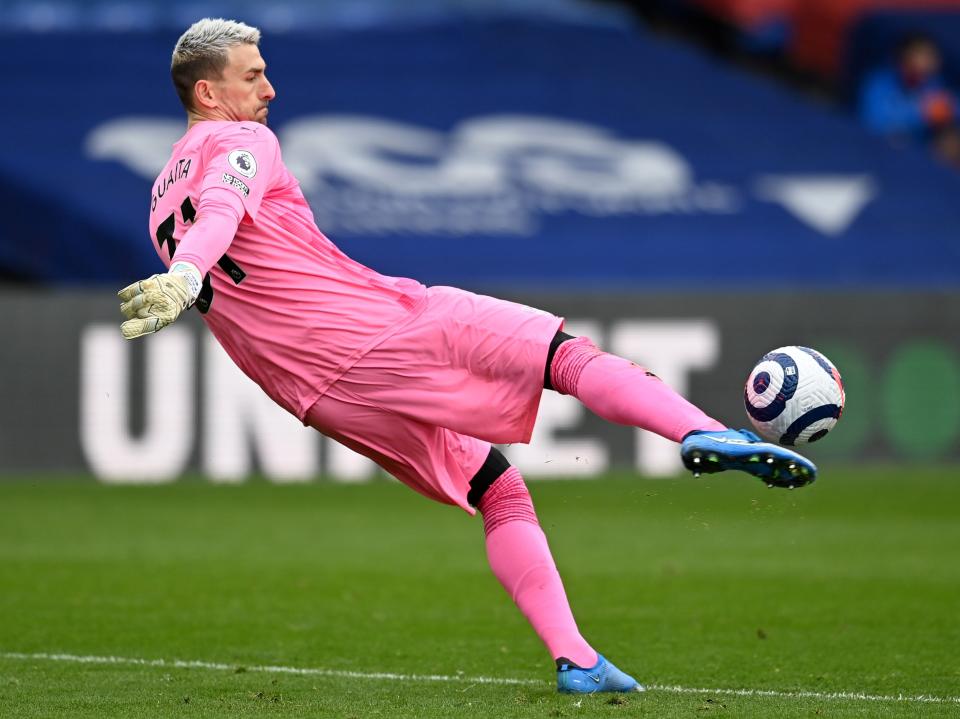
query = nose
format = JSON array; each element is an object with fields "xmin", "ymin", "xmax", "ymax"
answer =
[{"xmin": 262, "ymin": 75, "xmax": 276, "ymax": 101}]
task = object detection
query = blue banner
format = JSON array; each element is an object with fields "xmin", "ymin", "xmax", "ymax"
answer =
[{"xmin": 4, "ymin": 22, "xmax": 960, "ymax": 288}]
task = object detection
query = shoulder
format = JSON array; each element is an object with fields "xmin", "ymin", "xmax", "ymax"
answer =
[
  {"xmin": 234, "ymin": 121, "xmax": 280, "ymax": 144},
  {"xmin": 203, "ymin": 121, "xmax": 280, "ymax": 153}
]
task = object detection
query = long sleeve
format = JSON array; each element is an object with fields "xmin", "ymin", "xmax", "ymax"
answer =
[{"xmin": 171, "ymin": 188, "xmax": 242, "ymax": 277}]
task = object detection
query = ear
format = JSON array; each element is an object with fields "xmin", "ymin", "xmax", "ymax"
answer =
[{"xmin": 193, "ymin": 79, "xmax": 218, "ymax": 110}]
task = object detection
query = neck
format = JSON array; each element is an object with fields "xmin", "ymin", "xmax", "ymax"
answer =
[
  {"xmin": 186, "ymin": 107, "xmax": 234, "ymax": 129},
  {"xmin": 186, "ymin": 111, "xmax": 205, "ymax": 130}
]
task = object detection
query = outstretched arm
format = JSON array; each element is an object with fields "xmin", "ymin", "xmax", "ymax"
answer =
[{"xmin": 117, "ymin": 193, "xmax": 242, "ymax": 339}]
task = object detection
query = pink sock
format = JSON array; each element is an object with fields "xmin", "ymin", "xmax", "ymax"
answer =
[
  {"xmin": 478, "ymin": 468, "xmax": 597, "ymax": 668},
  {"xmin": 550, "ymin": 336, "xmax": 726, "ymax": 442}
]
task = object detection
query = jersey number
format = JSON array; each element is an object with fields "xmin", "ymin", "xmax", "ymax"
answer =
[{"xmin": 155, "ymin": 197, "xmax": 246, "ymax": 314}]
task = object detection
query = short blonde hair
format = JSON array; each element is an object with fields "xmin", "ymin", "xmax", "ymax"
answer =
[{"xmin": 171, "ymin": 18, "xmax": 261, "ymax": 111}]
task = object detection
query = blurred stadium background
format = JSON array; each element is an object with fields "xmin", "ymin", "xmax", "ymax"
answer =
[{"xmin": 2, "ymin": 0, "xmax": 958, "ymax": 483}]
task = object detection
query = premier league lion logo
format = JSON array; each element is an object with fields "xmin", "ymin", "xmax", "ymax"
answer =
[{"xmin": 228, "ymin": 149, "xmax": 258, "ymax": 178}]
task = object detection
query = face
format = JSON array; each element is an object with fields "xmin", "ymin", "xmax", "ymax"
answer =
[
  {"xmin": 205, "ymin": 43, "xmax": 276, "ymax": 124},
  {"xmin": 901, "ymin": 43, "xmax": 940, "ymax": 86}
]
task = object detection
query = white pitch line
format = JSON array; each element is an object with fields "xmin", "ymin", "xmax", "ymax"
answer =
[
  {"xmin": 2, "ymin": 651, "xmax": 959, "ymax": 706},
  {"xmin": 647, "ymin": 684, "xmax": 960, "ymax": 705},
  {"xmin": 0, "ymin": 652, "xmax": 538, "ymax": 687}
]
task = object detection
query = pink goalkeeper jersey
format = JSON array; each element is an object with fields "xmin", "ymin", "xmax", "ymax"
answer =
[{"xmin": 148, "ymin": 120, "xmax": 427, "ymax": 420}]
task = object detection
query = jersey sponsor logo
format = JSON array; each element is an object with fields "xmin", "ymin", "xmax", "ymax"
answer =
[
  {"xmin": 228, "ymin": 149, "xmax": 257, "ymax": 178},
  {"xmin": 221, "ymin": 172, "xmax": 250, "ymax": 197}
]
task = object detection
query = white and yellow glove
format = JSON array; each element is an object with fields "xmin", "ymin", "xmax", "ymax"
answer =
[{"xmin": 117, "ymin": 262, "xmax": 202, "ymax": 339}]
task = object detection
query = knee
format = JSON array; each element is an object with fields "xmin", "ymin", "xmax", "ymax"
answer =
[
  {"xmin": 470, "ymin": 449, "xmax": 539, "ymax": 534},
  {"xmin": 468, "ymin": 446, "xmax": 512, "ymax": 507},
  {"xmin": 548, "ymin": 335, "xmax": 604, "ymax": 395}
]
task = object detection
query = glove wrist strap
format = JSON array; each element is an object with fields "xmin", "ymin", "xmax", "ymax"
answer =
[{"xmin": 169, "ymin": 262, "xmax": 203, "ymax": 306}]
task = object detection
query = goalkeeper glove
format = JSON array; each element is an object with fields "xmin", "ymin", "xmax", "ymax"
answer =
[{"xmin": 117, "ymin": 262, "xmax": 202, "ymax": 339}]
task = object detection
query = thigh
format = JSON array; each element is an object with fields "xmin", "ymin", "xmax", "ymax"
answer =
[
  {"xmin": 342, "ymin": 286, "xmax": 564, "ymax": 444},
  {"xmin": 305, "ymin": 382, "xmax": 490, "ymax": 514}
]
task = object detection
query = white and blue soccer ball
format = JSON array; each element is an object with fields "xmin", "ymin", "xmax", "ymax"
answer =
[{"xmin": 744, "ymin": 346, "xmax": 845, "ymax": 446}]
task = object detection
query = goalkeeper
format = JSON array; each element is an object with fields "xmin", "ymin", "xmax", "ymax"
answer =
[{"xmin": 120, "ymin": 18, "xmax": 817, "ymax": 694}]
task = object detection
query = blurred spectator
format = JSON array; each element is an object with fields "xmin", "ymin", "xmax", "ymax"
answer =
[
  {"xmin": 858, "ymin": 32, "xmax": 959, "ymax": 156},
  {"xmin": 933, "ymin": 125, "xmax": 960, "ymax": 169}
]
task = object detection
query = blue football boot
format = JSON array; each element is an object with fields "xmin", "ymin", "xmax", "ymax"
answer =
[
  {"xmin": 681, "ymin": 428, "xmax": 816, "ymax": 488},
  {"xmin": 556, "ymin": 654, "xmax": 644, "ymax": 694}
]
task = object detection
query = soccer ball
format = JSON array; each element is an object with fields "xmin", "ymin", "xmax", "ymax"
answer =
[{"xmin": 744, "ymin": 346, "xmax": 845, "ymax": 446}]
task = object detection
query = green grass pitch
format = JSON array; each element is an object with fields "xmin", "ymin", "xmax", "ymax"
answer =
[{"xmin": 0, "ymin": 468, "xmax": 957, "ymax": 718}]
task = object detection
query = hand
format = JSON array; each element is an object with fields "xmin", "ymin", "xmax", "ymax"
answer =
[{"xmin": 118, "ymin": 273, "xmax": 192, "ymax": 339}]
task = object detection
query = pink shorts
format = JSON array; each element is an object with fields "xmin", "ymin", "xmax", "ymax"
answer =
[{"xmin": 305, "ymin": 286, "xmax": 563, "ymax": 512}]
